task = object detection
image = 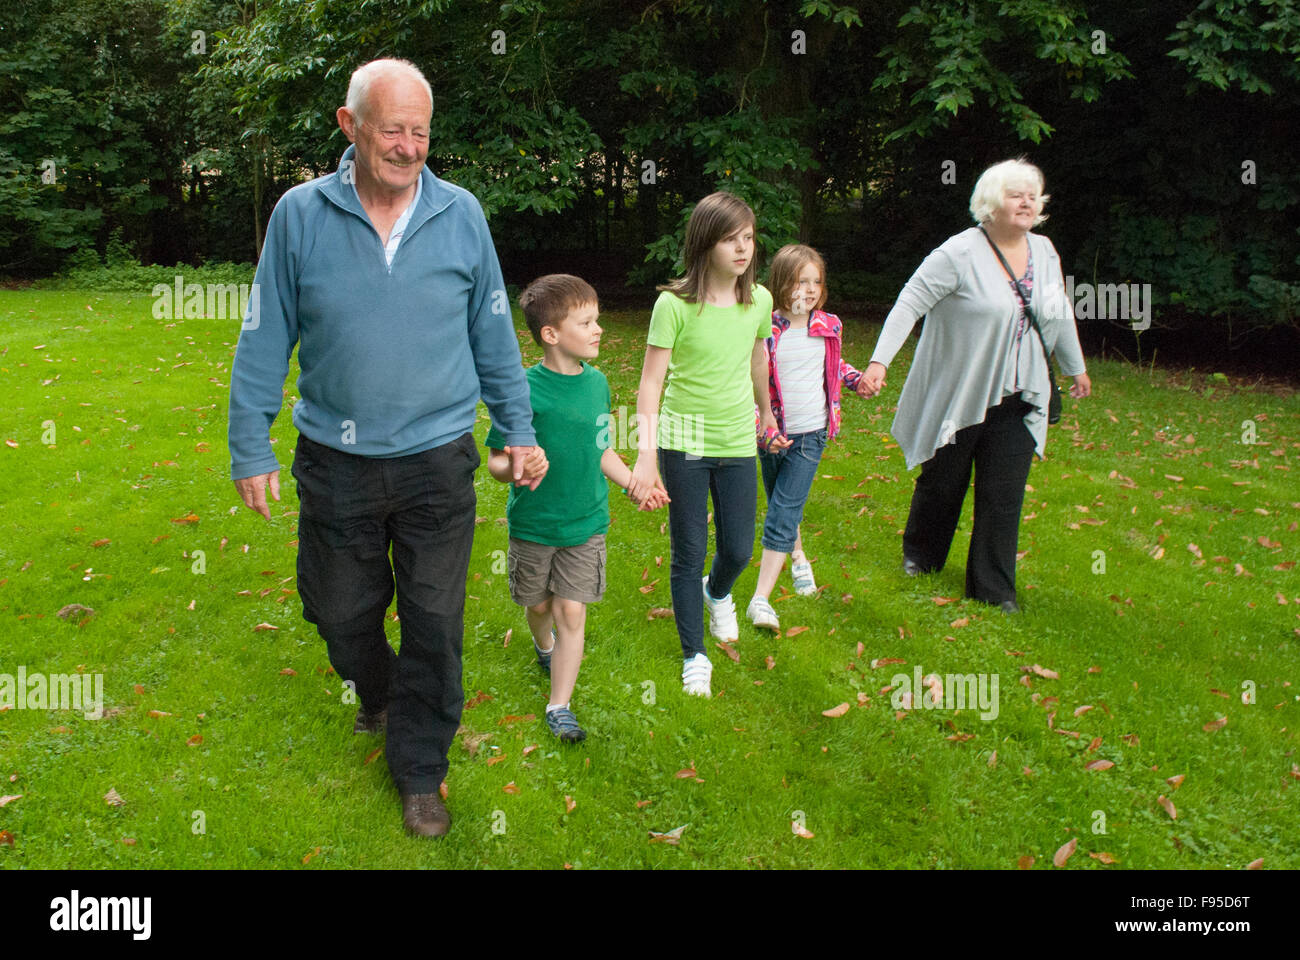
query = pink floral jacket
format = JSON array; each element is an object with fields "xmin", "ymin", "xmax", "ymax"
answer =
[{"xmin": 757, "ymin": 309, "xmax": 863, "ymax": 452}]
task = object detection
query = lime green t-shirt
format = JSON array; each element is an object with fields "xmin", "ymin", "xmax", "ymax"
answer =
[
  {"xmin": 646, "ymin": 285, "xmax": 773, "ymax": 457},
  {"xmin": 485, "ymin": 362, "xmax": 611, "ymax": 547}
]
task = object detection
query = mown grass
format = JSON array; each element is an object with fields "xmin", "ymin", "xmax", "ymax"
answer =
[{"xmin": 1, "ymin": 287, "xmax": 1297, "ymax": 869}]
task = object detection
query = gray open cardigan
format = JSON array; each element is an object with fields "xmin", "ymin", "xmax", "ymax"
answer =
[{"xmin": 870, "ymin": 226, "xmax": 1086, "ymax": 470}]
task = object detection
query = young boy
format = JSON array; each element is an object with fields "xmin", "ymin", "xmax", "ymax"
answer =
[{"xmin": 486, "ymin": 274, "xmax": 666, "ymax": 743}]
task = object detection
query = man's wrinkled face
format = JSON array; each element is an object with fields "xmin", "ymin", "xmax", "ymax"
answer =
[{"xmin": 339, "ymin": 75, "xmax": 431, "ymax": 197}]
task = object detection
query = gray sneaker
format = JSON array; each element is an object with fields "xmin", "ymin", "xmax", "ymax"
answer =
[{"xmin": 545, "ymin": 706, "xmax": 586, "ymax": 743}]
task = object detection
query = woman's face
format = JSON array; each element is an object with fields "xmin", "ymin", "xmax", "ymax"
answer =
[{"xmin": 992, "ymin": 182, "xmax": 1042, "ymax": 233}]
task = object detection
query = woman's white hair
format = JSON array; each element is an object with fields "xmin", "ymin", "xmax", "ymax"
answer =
[
  {"xmin": 345, "ymin": 59, "xmax": 433, "ymax": 121},
  {"xmin": 969, "ymin": 158, "xmax": 1049, "ymax": 227}
]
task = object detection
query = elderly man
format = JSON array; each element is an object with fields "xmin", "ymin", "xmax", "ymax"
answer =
[{"xmin": 228, "ymin": 59, "xmax": 542, "ymax": 837}]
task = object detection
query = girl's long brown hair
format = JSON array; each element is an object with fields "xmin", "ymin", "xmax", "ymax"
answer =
[{"xmin": 657, "ymin": 192, "xmax": 758, "ymax": 312}]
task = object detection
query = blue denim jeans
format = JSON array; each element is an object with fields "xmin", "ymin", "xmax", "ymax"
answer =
[
  {"xmin": 758, "ymin": 428, "xmax": 827, "ymax": 553},
  {"xmin": 658, "ymin": 448, "xmax": 756, "ymax": 659}
]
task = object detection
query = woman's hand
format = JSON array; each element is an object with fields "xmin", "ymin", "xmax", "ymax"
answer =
[
  {"xmin": 1069, "ymin": 372, "xmax": 1092, "ymax": 399},
  {"xmin": 858, "ymin": 361, "xmax": 887, "ymax": 398}
]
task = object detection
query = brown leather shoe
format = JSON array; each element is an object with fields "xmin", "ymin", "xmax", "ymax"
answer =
[
  {"xmin": 353, "ymin": 706, "xmax": 387, "ymax": 734},
  {"xmin": 401, "ymin": 792, "xmax": 450, "ymax": 837}
]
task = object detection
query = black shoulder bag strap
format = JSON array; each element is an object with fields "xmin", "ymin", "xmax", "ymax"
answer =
[{"xmin": 979, "ymin": 227, "xmax": 1062, "ymax": 424}]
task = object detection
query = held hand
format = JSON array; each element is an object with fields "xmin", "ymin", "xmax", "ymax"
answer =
[
  {"xmin": 632, "ymin": 484, "xmax": 671, "ymax": 511},
  {"xmin": 858, "ymin": 362, "xmax": 887, "ymax": 398},
  {"xmin": 760, "ymin": 414, "xmax": 792, "ymax": 452},
  {"xmin": 1069, "ymin": 372, "xmax": 1092, "ymax": 399},
  {"xmin": 234, "ymin": 470, "xmax": 281, "ymax": 521},
  {"xmin": 628, "ymin": 456, "xmax": 661, "ymax": 504},
  {"xmin": 506, "ymin": 445, "xmax": 548, "ymax": 490}
]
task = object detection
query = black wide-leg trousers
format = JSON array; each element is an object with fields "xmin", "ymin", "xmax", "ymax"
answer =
[{"xmin": 902, "ymin": 394, "xmax": 1036, "ymax": 604}]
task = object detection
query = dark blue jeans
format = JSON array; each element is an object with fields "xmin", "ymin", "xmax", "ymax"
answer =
[
  {"xmin": 292, "ymin": 432, "xmax": 479, "ymax": 795},
  {"xmin": 758, "ymin": 428, "xmax": 828, "ymax": 553},
  {"xmin": 658, "ymin": 448, "xmax": 756, "ymax": 659}
]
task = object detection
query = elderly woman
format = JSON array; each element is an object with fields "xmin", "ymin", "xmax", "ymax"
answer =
[{"xmin": 858, "ymin": 158, "xmax": 1091, "ymax": 612}]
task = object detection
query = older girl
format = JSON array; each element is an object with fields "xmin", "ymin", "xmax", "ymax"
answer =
[{"xmin": 629, "ymin": 192, "xmax": 785, "ymax": 696}]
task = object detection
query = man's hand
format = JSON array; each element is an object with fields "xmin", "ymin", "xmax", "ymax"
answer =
[
  {"xmin": 506, "ymin": 445, "xmax": 548, "ymax": 490},
  {"xmin": 858, "ymin": 361, "xmax": 887, "ymax": 398},
  {"xmin": 234, "ymin": 470, "xmax": 281, "ymax": 520}
]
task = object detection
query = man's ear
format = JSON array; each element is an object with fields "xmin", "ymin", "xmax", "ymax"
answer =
[{"xmin": 336, "ymin": 106, "xmax": 358, "ymax": 142}]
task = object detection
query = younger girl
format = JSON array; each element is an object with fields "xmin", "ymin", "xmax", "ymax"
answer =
[
  {"xmin": 746, "ymin": 244, "xmax": 872, "ymax": 632},
  {"xmin": 629, "ymin": 192, "xmax": 785, "ymax": 697}
]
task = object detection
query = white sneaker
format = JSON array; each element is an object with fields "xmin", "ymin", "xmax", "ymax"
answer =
[
  {"xmin": 791, "ymin": 559, "xmax": 817, "ymax": 596},
  {"xmin": 702, "ymin": 576, "xmax": 739, "ymax": 640},
  {"xmin": 746, "ymin": 595, "xmax": 780, "ymax": 631},
  {"xmin": 681, "ymin": 653, "xmax": 713, "ymax": 697}
]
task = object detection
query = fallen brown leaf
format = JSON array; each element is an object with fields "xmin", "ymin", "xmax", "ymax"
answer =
[
  {"xmin": 715, "ymin": 640, "xmax": 739, "ymax": 663},
  {"xmin": 1166, "ymin": 773, "xmax": 1185, "ymax": 790},
  {"xmin": 1157, "ymin": 794, "xmax": 1177, "ymax": 819},
  {"xmin": 1203, "ymin": 716, "xmax": 1228, "ymax": 732},
  {"xmin": 103, "ymin": 787, "xmax": 125, "ymax": 806},
  {"xmin": 363, "ymin": 747, "xmax": 382, "ymax": 765},
  {"xmin": 1053, "ymin": 837, "xmax": 1077, "ymax": 867},
  {"xmin": 565, "ymin": 795, "xmax": 576, "ymax": 813},
  {"xmin": 822, "ymin": 702, "xmax": 851, "ymax": 718},
  {"xmin": 1090, "ymin": 851, "xmax": 1119, "ymax": 865},
  {"xmin": 786, "ymin": 626, "xmax": 809, "ymax": 637},
  {"xmin": 502, "ymin": 782, "xmax": 520, "ymax": 795},
  {"xmin": 1017, "ymin": 855, "xmax": 1034, "ymax": 870},
  {"xmin": 1085, "ymin": 759, "xmax": 1114, "ymax": 772}
]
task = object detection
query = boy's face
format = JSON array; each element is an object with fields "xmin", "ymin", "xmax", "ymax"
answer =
[{"xmin": 544, "ymin": 302, "xmax": 602, "ymax": 361}]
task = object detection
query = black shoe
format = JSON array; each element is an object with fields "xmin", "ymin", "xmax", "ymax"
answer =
[
  {"xmin": 999, "ymin": 599, "xmax": 1021, "ymax": 615},
  {"xmin": 353, "ymin": 706, "xmax": 387, "ymax": 734},
  {"xmin": 401, "ymin": 792, "xmax": 450, "ymax": 837},
  {"xmin": 902, "ymin": 557, "xmax": 925, "ymax": 577}
]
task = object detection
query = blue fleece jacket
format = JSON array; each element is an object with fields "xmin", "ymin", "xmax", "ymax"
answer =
[{"xmin": 228, "ymin": 144, "xmax": 535, "ymax": 479}]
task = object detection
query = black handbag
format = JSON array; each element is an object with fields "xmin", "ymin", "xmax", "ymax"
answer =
[{"xmin": 980, "ymin": 227, "xmax": 1063, "ymax": 424}]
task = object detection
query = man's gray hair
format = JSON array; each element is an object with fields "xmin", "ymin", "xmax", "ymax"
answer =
[{"xmin": 345, "ymin": 59, "xmax": 433, "ymax": 121}]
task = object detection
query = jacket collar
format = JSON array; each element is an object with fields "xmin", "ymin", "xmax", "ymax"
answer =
[
  {"xmin": 772, "ymin": 308, "xmax": 837, "ymax": 337},
  {"xmin": 322, "ymin": 144, "xmax": 458, "ymax": 229}
]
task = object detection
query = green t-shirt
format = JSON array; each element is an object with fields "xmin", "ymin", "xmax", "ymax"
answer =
[
  {"xmin": 485, "ymin": 362, "xmax": 611, "ymax": 547},
  {"xmin": 646, "ymin": 285, "xmax": 773, "ymax": 457}
]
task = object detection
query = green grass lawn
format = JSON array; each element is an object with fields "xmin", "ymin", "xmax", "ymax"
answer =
[{"xmin": 1, "ymin": 288, "xmax": 1297, "ymax": 869}]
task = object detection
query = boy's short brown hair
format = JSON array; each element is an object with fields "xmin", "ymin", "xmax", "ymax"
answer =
[{"xmin": 519, "ymin": 274, "xmax": 599, "ymax": 346}]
